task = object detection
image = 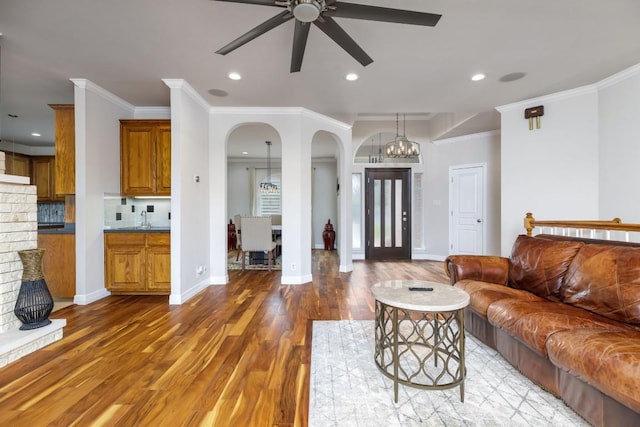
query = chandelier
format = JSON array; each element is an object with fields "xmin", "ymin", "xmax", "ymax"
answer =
[
  {"xmin": 385, "ymin": 113, "xmax": 420, "ymax": 158},
  {"xmin": 260, "ymin": 140, "xmax": 279, "ymax": 193}
]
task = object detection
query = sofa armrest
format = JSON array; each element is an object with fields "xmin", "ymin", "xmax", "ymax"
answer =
[{"xmin": 445, "ymin": 255, "xmax": 510, "ymax": 286}]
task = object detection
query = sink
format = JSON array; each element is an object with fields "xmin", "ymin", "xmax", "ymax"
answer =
[{"xmin": 134, "ymin": 226, "xmax": 169, "ymax": 230}]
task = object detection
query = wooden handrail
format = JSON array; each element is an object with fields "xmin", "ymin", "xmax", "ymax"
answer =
[{"xmin": 523, "ymin": 212, "xmax": 640, "ymax": 237}]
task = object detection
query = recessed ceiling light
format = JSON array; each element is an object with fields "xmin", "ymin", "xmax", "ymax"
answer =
[
  {"xmin": 228, "ymin": 72, "xmax": 242, "ymax": 80},
  {"xmin": 242, "ymin": 151, "xmax": 248, "ymax": 155},
  {"xmin": 346, "ymin": 73, "xmax": 359, "ymax": 81},
  {"xmin": 32, "ymin": 133, "xmax": 41, "ymax": 137},
  {"xmin": 471, "ymin": 73, "xmax": 486, "ymax": 82}
]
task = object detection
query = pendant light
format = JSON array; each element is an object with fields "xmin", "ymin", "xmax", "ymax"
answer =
[
  {"xmin": 260, "ymin": 140, "xmax": 279, "ymax": 193},
  {"xmin": 385, "ymin": 113, "xmax": 420, "ymax": 158}
]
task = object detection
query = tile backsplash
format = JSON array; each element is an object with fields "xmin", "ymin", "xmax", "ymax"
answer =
[
  {"xmin": 38, "ymin": 202, "xmax": 65, "ymax": 224},
  {"xmin": 104, "ymin": 194, "xmax": 171, "ymax": 229}
]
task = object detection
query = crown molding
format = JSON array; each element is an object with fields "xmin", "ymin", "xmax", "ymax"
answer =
[
  {"xmin": 432, "ymin": 130, "xmax": 500, "ymax": 146},
  {"xmin": 209, "ymin": 106, "xmax": 351, "ymax": 131},
  {"xmin": 134, "ymin": 107, "xmax": 171, "ymax": 119},
  {"xmin": 70, "ymin": 79, "xmax": 135, "ymax": 113},
  {"xmin": 496, "ymin": 85, "xmax": 597, "ymax": 113},
  {"xmin": 596, "ymin": 62, "xmax": 640, "ymax": 89},
  {"xmin": 162, "ymin": 79, "xmax": 210, "ymax": 111},
  {"xmin": 356, "ymin": 113, "xmax": 436, "ymax": 121}
]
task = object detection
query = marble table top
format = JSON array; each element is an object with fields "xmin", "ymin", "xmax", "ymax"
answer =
[{"xmin": 371, "ymin": 280, "xmax": 470, "ymax": 312}]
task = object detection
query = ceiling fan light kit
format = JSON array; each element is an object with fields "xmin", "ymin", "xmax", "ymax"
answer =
[
  {"xmin": 213, "ymin": 0, "xmax": 441, "ymax": 72},
  {"xmin": 292, "ymin": 0, "xmax": 323, "ymax": 22}
]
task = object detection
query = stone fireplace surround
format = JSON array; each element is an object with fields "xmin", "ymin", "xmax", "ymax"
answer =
[{"xmin": 0, "ymin": 152, "xmax": 66, "ymax": 367}]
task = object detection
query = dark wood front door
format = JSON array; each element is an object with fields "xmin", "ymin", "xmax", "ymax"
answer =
[{"xmin": 365, "ymin": 168, "xmax": 411, "ymax": 259}]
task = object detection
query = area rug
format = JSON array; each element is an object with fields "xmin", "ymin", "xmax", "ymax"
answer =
[
  {"xmin": 309, "ymin": 320, "xmax": 588, "ymax": 427},
  {"xmin": 227, "ymin": 251, "xmax": 281, "ymax": 270}
]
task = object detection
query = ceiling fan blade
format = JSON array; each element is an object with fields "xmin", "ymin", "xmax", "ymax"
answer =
[
  {"xmin": 291, "ymin": 21, "xmax": 311, "ymax": 73},
  {"xmin": 216, "ymin": 10, "xmax": 293, "ymax": 55},
  {"xmin": 212, "ymin": 0, "xmax": 279, "ymax": 7},
  {"xmin": 329, "ymin": 2, "xmax": 441, "ymax": 26},
  {"xmin": 314, "ymin": 16, "xmax": 372, "ymax": 67}
]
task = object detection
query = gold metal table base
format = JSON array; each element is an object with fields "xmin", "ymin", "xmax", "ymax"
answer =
[{"xmin": 374, "ymin": 299, "xmax": 466, "ymax": 403}]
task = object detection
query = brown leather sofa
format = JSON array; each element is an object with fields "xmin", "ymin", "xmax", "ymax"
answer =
[{"xmin": 445, "ymin": 234, "xmax": 640, "ymax": 427}]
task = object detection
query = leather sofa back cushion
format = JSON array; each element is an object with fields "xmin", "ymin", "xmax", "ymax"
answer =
[
  {"xmin": 562, "ymin": 244, "xmax": 640, "ymax": 325},
  {"xmin": 509, "ymin": 235, "xmax": 584, "ymax": 300}
]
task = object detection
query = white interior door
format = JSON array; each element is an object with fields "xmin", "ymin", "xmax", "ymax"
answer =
[{"xmin": 450, "ymin": 165, "xmax": 485, "ymax": 255}]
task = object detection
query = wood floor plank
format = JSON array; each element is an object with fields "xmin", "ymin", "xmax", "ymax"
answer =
[{"xmin": 0, "ymin": 252, "xmax": 448, "ymax": 426}]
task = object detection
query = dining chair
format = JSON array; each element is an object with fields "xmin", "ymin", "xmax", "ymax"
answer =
[{"xmin": 239, "ymin": 216, "xmax": 277, "ymax": 271}]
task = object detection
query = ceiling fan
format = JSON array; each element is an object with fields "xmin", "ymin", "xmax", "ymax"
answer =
[{"xmin": 213, "ymin": 0, "xmax": 442, "ymax": 72}]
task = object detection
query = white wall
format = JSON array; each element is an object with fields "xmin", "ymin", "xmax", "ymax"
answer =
[
  {"xmin": 226, "ymin": 159, "xmax": 284, "ymax": 217},
  {"xmin": 312, "ymin": 160, "xmax": 338, "ymax": 248},
  {"xmin": 72, "ymin": 79, "xmax": 134, "ymax": 304},
  {"xmin": 497, "ymin": 87, "xmax": 600, "ymax": 255},
  {"xmin": 427, "ymin": 131, "xmax": 501, "ymax": 256},
  {"xmin": 598, "ymin": 64, "xmax": 640, "ymax": 221},
  {"xmin": 163, "ymin": 80, "xmax": 211, "ymax": 305}
]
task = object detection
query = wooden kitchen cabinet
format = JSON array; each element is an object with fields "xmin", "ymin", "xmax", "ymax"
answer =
[
  {"xmin": 104, "ymin": 232, "xmax": 170, "ymax": 294},
  {"xmin": 49, "ymin": 104, "xmax": 75, "ymax": 195},
  {"xmin": 4, "ymin": 152, "xmax": 31, "ymax": 177},
  {"xmin": 32, "ymin": 156, "xmax": 64, "ymax": 202},
  {"xmin": 146, "ymin": 233, "xmax": 171, "ymax": 291},
  {"xmin": 38, "ymin": 233, "xmax": 76, "ymax": 298},
  {"xmin": 120, "ymin": 120, "xmax": 171, "ymax": 196}
]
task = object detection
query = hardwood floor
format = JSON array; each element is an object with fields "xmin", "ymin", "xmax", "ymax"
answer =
[{"xmin": 0, "ymin": 251, "xmax": 449, "ymax": 427}]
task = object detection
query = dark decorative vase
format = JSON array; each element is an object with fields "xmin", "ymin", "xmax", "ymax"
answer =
[
  {"xmin": 228, "ymin": 219, "xmax": 237, "ymax": 251},
  {"xmin": 323, "ymin": 219, "xmax": 336, "ymax": 251},
  {"xmin": 14, "ymin": 249, "xmax": 54, "ymax": 330}
]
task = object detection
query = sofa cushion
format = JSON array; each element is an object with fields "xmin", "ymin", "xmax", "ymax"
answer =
[
  {"xmin": 454, "ymin": 279, "xmax": 544, "ymax": 317},
  {"xmin": 509, "ymin": 235, "xmax": 584, "ymax": 301},
  {"xmin": 547, "ymin": 328, "xmax": 640, "ymax": 414},
  {"xmin": 487, "ymin": 299, "xmax": 628, "ymax": 356},
  {"xmin": 562, "ymin": 243, "xmax": 640, "ymax": 325}
]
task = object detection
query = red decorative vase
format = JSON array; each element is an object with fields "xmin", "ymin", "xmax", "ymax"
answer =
[
  {"xmin": 228, "ymin": 219, "xmax": 237, "ymax": 251},
  {"xmin": 323, "ymin": 219, "xmax": 336, "ymax": 251}
]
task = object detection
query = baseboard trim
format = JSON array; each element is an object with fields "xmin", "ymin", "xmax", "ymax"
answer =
[{"xmin": 74, "ymin": 288, "xmax": 110, "ymax": 305}]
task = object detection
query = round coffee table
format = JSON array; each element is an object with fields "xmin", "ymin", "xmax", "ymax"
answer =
[{"xmin": 371, "ymin": 280, "xmax": 470, "ymax": 402}]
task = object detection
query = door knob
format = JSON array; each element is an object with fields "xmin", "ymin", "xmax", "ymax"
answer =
[{"xmin": 476, "ymin": 219, "xmax": 482, "ymax": 223}]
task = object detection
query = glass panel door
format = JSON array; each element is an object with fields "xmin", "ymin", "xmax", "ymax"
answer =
[{"xmin": 365, "ymin": 168, "xmax": 411, "ymax": 259}]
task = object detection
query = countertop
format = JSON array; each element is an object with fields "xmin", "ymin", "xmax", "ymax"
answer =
[
  {"xmin": 38, "ymin": 223, "xmax": 75, "ymax": 234},
  {"xmin": 39, "ymin": 225, "xmax": 171, "ymax": 234},
  {"xmin": 104, "ymin": 227, "xmax": 170, "ymax": 233}
]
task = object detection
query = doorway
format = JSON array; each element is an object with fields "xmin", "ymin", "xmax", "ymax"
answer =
[
  {"xmin": 365, "ymin": 168, "xmax": 411, "ymax": 259},
  {"xmin": 449, "ymin": 164, "xmax": 486, "ymax": 255}
]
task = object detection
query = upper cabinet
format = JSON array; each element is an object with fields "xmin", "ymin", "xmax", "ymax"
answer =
[
  {"xmin": 120, "ymin": 120, "xmax": 171, "ymax": 196},
  {"xmin": 4, "ymin": 152, "xmax": 31, "ymax": 177},
  {"xmin": 32, "ymin": 156, "xmax": 64, "ymax": 202},
  {"xmin": 49, "ymin": 104, "xmax": 75, "ymax": 195}
]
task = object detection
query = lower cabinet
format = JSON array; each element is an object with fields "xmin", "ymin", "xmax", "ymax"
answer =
[
  {"xmin": 146, "ymin": 234, "xmax": 171, "ymax": 291},
  {"xmin": 38, "ymin": 232, "xmax": 76, "ymax": 298},
  {"xmin": 104, "ymin": 232, "xmax": 170, "ymax": 294}
]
